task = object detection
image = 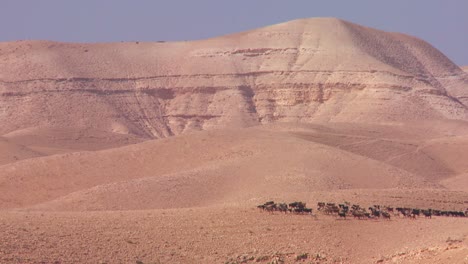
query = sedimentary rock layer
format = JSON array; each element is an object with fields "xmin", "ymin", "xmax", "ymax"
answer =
[{"xmin": 1, "ymin": 18, "xmax": 467, "ymax": 138}]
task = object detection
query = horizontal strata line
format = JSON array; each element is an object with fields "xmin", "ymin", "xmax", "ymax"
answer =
[
  {"xmin": 162, "ymin": 114, "xmax": 221, "ymax": 118},
  {"xmin": 0, "ymin": 84, "xmax": 414, "ymax": 97},
  {"xmin": 0, "ymin": 70, "xmax": 423, "ymax": 84},
  {"xmin": 0, "ymin": 87, "xmax": 230, "ymax": 96}
]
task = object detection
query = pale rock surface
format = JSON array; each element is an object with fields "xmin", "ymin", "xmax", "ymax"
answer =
[{"xmin": 1, "ymin": 18, "xmax": 467, "ymax": 138}]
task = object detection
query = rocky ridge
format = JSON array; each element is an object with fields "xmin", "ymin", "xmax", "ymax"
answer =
[{"xmin": 1, "ymin": 18, "xmax": 467, "ymax": 138}]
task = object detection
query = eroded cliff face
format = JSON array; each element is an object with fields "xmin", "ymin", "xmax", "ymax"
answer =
[{"xmin": 1, "ymin": 18, "xmax": 467, "ymax": 138}]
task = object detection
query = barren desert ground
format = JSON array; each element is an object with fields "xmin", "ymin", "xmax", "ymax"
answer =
[{"xmin": 1, "ymin": 18, "xmax": 468, "ymax": 263}]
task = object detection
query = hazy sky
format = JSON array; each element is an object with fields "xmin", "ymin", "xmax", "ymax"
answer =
[{"xmin": 1, "ymin": 0, "xmax": 467, "ymax": 65}]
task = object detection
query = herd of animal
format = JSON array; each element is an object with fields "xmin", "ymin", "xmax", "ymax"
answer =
[
  {"xmin": 257, "ymin": 201, "xmax": 313, "ymax": 214},
  {"xmin": 257, "ymin": 201, "xmax": 468, "ymax": 220}
]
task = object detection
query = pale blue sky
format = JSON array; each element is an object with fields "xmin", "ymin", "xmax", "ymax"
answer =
[{"xmin": 1, "ymin": 0, "xmax": 467, "ymax": 65}]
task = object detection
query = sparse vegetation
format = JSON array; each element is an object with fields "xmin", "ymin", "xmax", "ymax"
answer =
[
  {"xmin": 225, "ymin": 253, "xmax": 289, "ymax": 264},
  {"xmin": 311, "ymin": 253, "xmax": 327, "ymax": 262},
  {"xmin": 295, "ymin": 253, "xmax": 308, "ymax": 261},
  {"xmin": 225, "ymin": 254, "xmax": 255, "ymax": 264},
  {"xmin": 256, "ymin": 255, "xmax": 269, "ymax": 262}
]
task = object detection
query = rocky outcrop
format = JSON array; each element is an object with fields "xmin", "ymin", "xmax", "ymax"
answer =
[{"xmin": 1, "ymin": 18, "xmax": 467, "ymax": 138}]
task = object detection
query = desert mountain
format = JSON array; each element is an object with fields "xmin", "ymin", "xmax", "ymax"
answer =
[
  {"xmin": 1, "ymin": 18, "xmax": 467, "ymax": 140},
  {"xmin": 462, "ymin": 66, "xmax": 468, "ymax": 73},
  {"xmin": 1, "ymin": 18, "xmax": 468, "ymax": 263}
]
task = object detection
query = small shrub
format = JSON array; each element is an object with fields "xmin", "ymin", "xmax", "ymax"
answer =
[
  {"xmin": 295, "ymin": 253, "xmax": 308, "ymax": 261},
  {"xmin": 267, "ymin": 256, "xmax": 284, "ymax": 264},
  {"xmin": 256, "ymin": 255, "xmax": 269, "ymax": 262}
]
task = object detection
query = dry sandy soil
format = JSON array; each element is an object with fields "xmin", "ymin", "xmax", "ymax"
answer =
[
  {"xmin": 1, "ymin": 208, "xmax": 467, "ymax": 264},
  {"xmin": 1, "ymin": 122, "xmax": 467, "ymax": 263},
  {"xmin": 0, "ymin": 18, "xmax": 467, "ymax": 263}
]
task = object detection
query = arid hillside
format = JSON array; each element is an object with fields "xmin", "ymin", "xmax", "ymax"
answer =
[
  {"xmin": 1, "ymin": 121, "xmax": 468, "ymax": 211},
  {"xmin": 1, "ymin": 18, "xmax": 467, "ymax": 139},
  {"xmin": 1, "ymin": 122, "xmax": 468, "ymax": 263},
  {"xmin": 0, "ymin": 18, "xmax": 467, "ymax": 264}
]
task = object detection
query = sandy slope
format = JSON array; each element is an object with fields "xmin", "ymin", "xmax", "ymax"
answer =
[
  {"xmin": 462, "ymin": 66, "xmax": 468, "ymax": 72},
  {"xmin": 0, "ymin": 136, "xmax": 43, "ymax": 165},
  {"xmin": 2, "ymin": 126, "xmax": 145, "ymax": 153},
  {"xmin": 0, "ymin": 127, "xmax": 145, "ymax": 165},
  {"xmin": 0, "ymin": 124, "xmax": 423, "ymax": 210},
  {"xmin": 1, "ymin": 121, "xmax": 468, "ymax": 211}
]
